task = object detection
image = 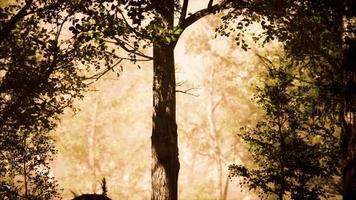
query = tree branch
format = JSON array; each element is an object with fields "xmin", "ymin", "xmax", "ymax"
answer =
[
  {"xmin": 208, "ymin": 0, "xmax": 214, "ymax": 8},
  {"xmin": 178, "ymin": 0, "xmax": 189, "ymax": 24},
  {"xmin": 0, "ymin": 0, "xmax": 63, "ymax": 43},
  {"xmin": 116, "ymin": 8, "xmax": 148, "ymax": 40},
  {"xmin": 0, "ymin": 0, "xmax": 33, "ymax": 42},
  {"xmin": 26, "ymin": 1, "xmax": 61, "ymax": 15},
  {"xmin": 212, "ymin": 96, "xmax": 223, "ymax": 112},
  {"xmin": 83, "ymin": 58, "xmax": 124, "ymax": 85},
  {"xmin": 105, "ymin": 50, "xmax": 152, "ymax": 62},
  {"xmin": 110, "ymin": 37, "xmax": 153, "ymax": 60},
  {"xmin": 176, "ymin": 87, "xmax": 199, "ymax": 97},
  {"xmin": 179, "ymin": 0, "xmax": 231, "ymax": 30}
]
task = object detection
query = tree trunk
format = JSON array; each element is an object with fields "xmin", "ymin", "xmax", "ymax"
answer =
[
  {"xmin": 341, "ymin": 98, "xmax": 356, "ymax": 200},
  {"xmin": 207, "ymin": 64, "xmax": 224, "ymax": 200},
  {"xmin": 222, "ymin": 174, "xmax": 230, "ymax": 200},
  {"xmin": 151, "ymin": 42, "xmax": 179, "ymax": 200},
  {"xmin": 88, "ymin": 98, "xmax": 98, "ymax": 193},
  {"xmin": 151, "ymin": 1, "xmax": 179, "ymax": 199},
  {"xmin": 341, "ymin": 1, "xmax": 356, "ymax": 198},
  {"xmin": 340, "ymin": 38, "xmax": 356, "ymax": 200}
]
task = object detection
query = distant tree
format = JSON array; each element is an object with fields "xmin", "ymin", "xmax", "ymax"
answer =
[
  {"xmin": 180, "ymin": 18, "xmax": 266, "ymax": 199},
  {"xmin": 229, "ymin": 58, "xmax": 340, "ymax": 200}
]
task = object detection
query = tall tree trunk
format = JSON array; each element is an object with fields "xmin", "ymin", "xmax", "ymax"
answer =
[
  {"xmin": 341, "ymin": 1, "xmax": 356, "ymax": 199},
  {"xmin": 151, "ymin": 1, "xmax": 179, "ymax": 199},
  {"xmin": 151, "ymin": 42, "xmax": 179, "ymax": 200}
]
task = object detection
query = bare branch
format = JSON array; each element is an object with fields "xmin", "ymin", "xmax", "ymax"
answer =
[
  {"xmin": 176, "ymin": 87, "xmax": 199, "ymax": 97},
  {"xmin": 179, "ymin": 0, "xmax": 189, "ymax": 24},
  {"xmin": 176, "ymin": 80, "xmax": 186, "ymax": 86}
]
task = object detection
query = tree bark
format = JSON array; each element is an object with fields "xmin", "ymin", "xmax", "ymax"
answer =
[
  {"xmin": 151, "ymin": 1, "xmax": 180, "ymax": 199},
  {"xmin": 341, "ymin": 96, "xmax": 356, "ymax": 200},
  {"xmin": 151, "ymin": 42, "xmax": 179, "ymax": 200},
  {"xmin": 341, "ymin": 1, "xmax": 356, "ymax": 198}
]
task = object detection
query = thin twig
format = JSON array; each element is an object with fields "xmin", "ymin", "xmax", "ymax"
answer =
[
  {"xmin": 83, "ymin": 59, "xmax": 124, "ymax": 85},
  {"xmin": 176, "ymin": 87, "xmax": 199, "ymax": 97}
]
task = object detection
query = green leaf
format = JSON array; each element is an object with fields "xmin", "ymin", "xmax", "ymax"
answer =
[
  {"xmin": 164, "ymin": 36, "xmax": 171, "ymax": 44},
  {"xmin": 173, "ymin": 27, "xmax": 183, "ymax": 35}
]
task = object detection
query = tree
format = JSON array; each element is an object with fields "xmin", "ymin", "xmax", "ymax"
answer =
[
  {"xmin": 229, "ymin": 57, "xmax": 340, "ymax": 200},
  {"xmin": 71, "ymin": 1, "xmax": 339, "ymax": 198},
  {"xmin": 221, "ymin": 0, "xmax": 355, "ymax": 198},
  {"xmin": 0, "ymin": 0, "xmax": 116, "ymax": 198},
  {"xmin": 4, "ymin": 0, "xmax": 350, "ymax": 199},
  {"xmin": 0, "ymin": 1, "xmax": 69, "ymax": 198},
  {"xmin": 67, "ymin": 1, "xmax": 243, "ymax": 199}
]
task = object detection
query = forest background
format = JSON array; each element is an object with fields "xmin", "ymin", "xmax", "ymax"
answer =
[{"xmin": 0, "ymin": 0, "xmax": 354, "ymax": 199}]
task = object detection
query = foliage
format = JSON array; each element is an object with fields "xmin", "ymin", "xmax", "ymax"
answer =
[
  {"xmin": 1, "ymin": 0, "xmax": 350, "ymax": 199},
  {"xmin": 222, "ymin": 1, "xmax": 355, "ymax": 197},
  {"xmin": 222, "ymin": 0, "xmax": 354, "ymax": 116},
  {"xmin": 0, "ymin": 0, "xmax": 117, "ymax": 198},
  {"xmin": 229, "ymin": 57, "xmax": 341, "ymax": 199}
]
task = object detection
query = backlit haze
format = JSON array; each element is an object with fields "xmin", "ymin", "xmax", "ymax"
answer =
[{"xmin": 52, "ymin": 1, "xmax": 280, "ymax": 199}]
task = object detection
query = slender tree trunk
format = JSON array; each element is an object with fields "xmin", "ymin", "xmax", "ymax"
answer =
[
  {"xmin": 341, "ymin": 1, "xmax": 356, "ymax": 198},
  {"xmin": 207, "ymin": 64, "xmax": 224, "ymax": 200},
  {"xmin": 151, "ymin": 42, "xmax": 179, "ymax": 200},
  {"xmin": 88, "ymin": 99, "xmax": 98, "ymax": 192},
  {"xmin": 22, "ymin": 133, "xmax": 28, "ymax": 198},
  {"xmin": 222, "ymin": 174, "xmax": 230, "ymax": 200},
  {"xmin": 277, "ymin": 122, "xmax": 285, "ymax": 200}
]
